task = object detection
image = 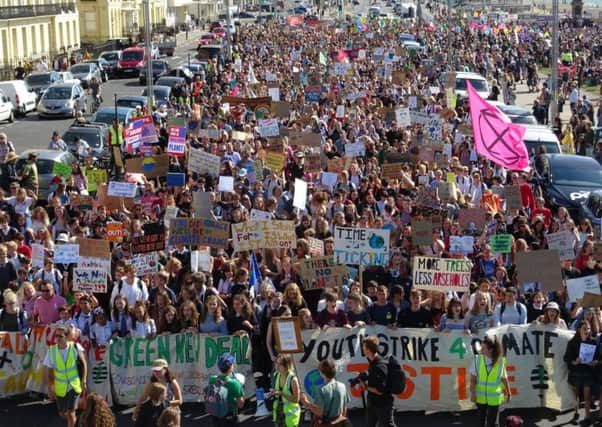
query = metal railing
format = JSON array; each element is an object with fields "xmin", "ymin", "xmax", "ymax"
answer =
[{"xmin": 0, "ymin": 2, "xmax": 76, "ymax": 19}]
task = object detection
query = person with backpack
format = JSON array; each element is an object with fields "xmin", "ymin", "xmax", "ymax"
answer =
[
  {"xmin": 493, "ymin": 287, "xmax": 527, "ymax": 325},
  {"xmin": 0, "ymin": 289, "xmax": 28, "ymax": 332},
  {"xmin": 109, "ymin": 264, "xmax": 148, "ymax": 307},
  {"xmin": 361, "ymin": 335, "xmax": 397, "ymax": 427},
  {"xmin": 272, "ymin": 354, "xmax": 301, "ymax": 427},
  {"xmin": 204, "ymin": 353, "xmax": 245, "ymax": 427},
  {"xmin": 300, "ymin": 359, "xmax": 351, "ymax": 427}
]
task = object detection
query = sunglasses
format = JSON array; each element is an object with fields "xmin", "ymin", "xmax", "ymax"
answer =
[{"xmin": 41, "ymin": 289, "xmax": 51, "ymax": 293}]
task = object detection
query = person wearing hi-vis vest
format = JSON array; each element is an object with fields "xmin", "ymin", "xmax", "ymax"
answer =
[
  {"xmin": 108, "ymin": 119, "xmax": 125, "ymax": 177},
  {"xmin": 272, "ymin": 354, "xmax": 301, "ymax": 427},
  {"xmin": 43, "ymin": 324, "xmax": 88, "ymax": 427},
  {"xmin": 469, "ymin": 335, "xmax": 511, "ymax": 427}
]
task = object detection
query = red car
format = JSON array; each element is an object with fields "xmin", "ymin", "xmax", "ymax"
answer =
[
  {"xmin": 198, "ymin": 33, "xmax": 216, "ymax": 45},
  {"xmin": 212, "ymin": 27, "xmax": 227, "ymax": 38}
]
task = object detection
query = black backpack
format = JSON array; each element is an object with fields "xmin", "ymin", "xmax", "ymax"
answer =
[{"xmin": 386, "ymin": 356, "xmax": 406, "ymax": 394}]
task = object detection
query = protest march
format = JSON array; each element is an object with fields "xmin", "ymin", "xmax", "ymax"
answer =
[{"xmin": 2, "ymin": 1, "xmax": 602, "ymax": 426}]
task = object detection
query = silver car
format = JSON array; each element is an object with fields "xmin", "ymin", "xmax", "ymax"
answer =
[
  {"xmin": 16, "ymin": 149, "xmax": 78, "ymax": 200},
  {"xmin": 69, "ymin": 63, "xmax": 102, "ymax": 88},
  {"xmin": 37, "ymin": 82, "xmax": 86, "ymax": 118}
]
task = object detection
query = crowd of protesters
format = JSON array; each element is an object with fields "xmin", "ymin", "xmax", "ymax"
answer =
[{"xmin": 1, "ymin": 7, "xmax": 602, "ymax": 427}]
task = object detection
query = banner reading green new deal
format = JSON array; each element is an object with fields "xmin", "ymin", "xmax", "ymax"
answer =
[{"xmin": 109, "ymin": 333, "xmax": 254, "ymax": 405}]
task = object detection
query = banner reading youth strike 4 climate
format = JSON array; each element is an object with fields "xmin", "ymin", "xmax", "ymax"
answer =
[{"xmin": 293, "ymin": 324, "xmax": 576, "ymax": 412}]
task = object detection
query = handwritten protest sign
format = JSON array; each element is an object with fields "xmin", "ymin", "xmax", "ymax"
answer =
[
  {"xmin": 192, "ymin": 192, "xmax": 213, "ymax": 218},
  {"xmin": 381, "ymin": 163, "xmax": 401, "ymax": 180},
  {"xmin": 132, "ymin": 222, "xmax": 165, "ymax": 254},
  {"xmin": 168, "ymin": 218, "xmax": 229, "ymax": 248},
  {"xmin": 566, "ymin": 275, "xmax": 601, "ymax": 303},
  {"xmin": 77, "ymin": 238, "xmax": 110, "ymax": 260},
  {"xmin": 258, "ymin": 118, "xmax": 280, "ymax": 137},
  {"xmin": 412, "ymin": 256, "xmax": 472, "ymax": 292},
  {"xmin": 107, "ymin": 181, "xmax": 136, "ymax": 198},
  {"xmin": 106, "ymin": 222, "xmax": 123, "ymax": 242},
  {"xmin": 334, "ymin": 227, "xmax": 390, "ymax": 266},
  {"xmin": 491, "ymin": 234, "xmax": 513, "ymax": 254},
  {"xmin": 458, "ymin": 207, "xmax": 486, "ymax": 232},
  {"xmin": 265, "ymin": 151, "xmax": 286, "ymax": 171},
  {"xmin": 0, "ymin": 332, "xmax": 29, "ymax": 397},
  {"xmin": 231, "ymin": 221, "xmax": 296, "ymax": 252},
  {"xmin": 73, "ymin": 268, "xmax": 108, "ymax": 293},
  {"xmin": 515, "ymin": 250, "xmax": 562, "ymax": 291},
  {"xmin": 125, "ymin": 154, "xmax": 169, "ymax": 178},
  {"xmin": 583, "ymin": 292, "xmax": 602, "ymax": 308},
  {"xmin": 505, "ymin": 185, "xmax": 522, "ymax": 210},
  {"xmin": 53, "ymin": 244, "xmax": 79, "ymax": 264},
  {"xmin": 130, "ymin": 252, "xmax": 159, "ymax": 276},
  {"xmin": 449, "ymin": 236, "xmax": 474, "ymax": 254},
  {"xmin": 300, "ymin": 256, "xmax": 346, "ymax": 289},
  {"xmin": 191, "ymin": 248, "xmax": 212, "ymax": 273},
  {"xmin": 188, "ymin": 147, "xmax": 221, "ymax": 176},
  {"xmin": 546, "ymin": 231, "xmax": 575, "ymax": 261},
  {"xmin": 412, "ymin": 220, "xmax": 433, "ymax": 246},
  {"xmin": 167, "ymin": 126, "xmax": 186, "ymax": 156}
]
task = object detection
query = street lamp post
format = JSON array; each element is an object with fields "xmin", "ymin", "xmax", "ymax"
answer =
[
  {"xmin": 550, "ymin": 0, "xmax": 560, "ymax": 121},
  {"xmin": 143, "ymin": 0, "xmax": 154, "ymax": 107}
]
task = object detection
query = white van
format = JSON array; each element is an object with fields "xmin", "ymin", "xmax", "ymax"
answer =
[
  {"xmin": 0, "ymin": 89, "xmax": 15, "ymax": 123},
  {"xmin": 0, "ymin": 80, "xmax": 37, "ymax": 115},
  {"xmin": 522, "ymin": 125, "xmax": 561, "ymax": 156},
  {"xmin": 368, "ymin": 6, "xmax": 381, "ymax": 17},
  {"xmin": 451, "ymin": 71, "xmax": 490, "ymax": 99}
]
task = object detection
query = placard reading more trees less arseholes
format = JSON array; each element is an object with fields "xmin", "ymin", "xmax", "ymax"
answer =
[{"xmin": 273, "ymin": 317, "xmax": 303, "ymax": 353}]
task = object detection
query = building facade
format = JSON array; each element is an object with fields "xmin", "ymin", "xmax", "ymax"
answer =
[{"xmin": 0, "ymin": 1, "xmax": 80, "ymax": 69}]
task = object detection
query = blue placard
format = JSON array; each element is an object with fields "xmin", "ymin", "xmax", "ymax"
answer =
[{"xmin": 166, "ymin": 173, "xmax": 185, "ymax": 187}]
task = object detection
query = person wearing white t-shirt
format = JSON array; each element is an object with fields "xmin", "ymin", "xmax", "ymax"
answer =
[
  {"xmin": 110, "ymin": 265, "xmax": 149, "ymax": 307},
  {"xmin": 494, "ymin": 287, "xmax": 527, "ymax": 325}
]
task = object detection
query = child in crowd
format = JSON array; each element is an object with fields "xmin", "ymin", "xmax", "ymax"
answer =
[{"xmin": 90, "ymin": 307, "xmax": 112, "ymax": 347}]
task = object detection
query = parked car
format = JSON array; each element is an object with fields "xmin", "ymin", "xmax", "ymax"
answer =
[
  {"xmin": 116, "ymin": 95, "xmax": 148, "ymax": 110},
  {"xmin": 198, "ymin": 33, "xmax": 217, "ymax": 45},
  {"xmin": 156, "ymin": 36, "xmax": 177, "ymax": 57},
  {"xmin": 98, "ymin": 50, "xmax": 122, "ymax": 78},
  {"xmin": 489, "ymin": 101, "xmax": 537, "ymax": 125},
  {"xmin": 155, "ymin": 76, "xmax": 187, "ymax": 89},
  {"xmin": 0, "ymin": 80, "xmax": 37, "ymax": 115},
  {"xmin": 92, "ymin": 106, "xmax": 136, "ymax": 126},
  {"xmin": 579, "ymin": 190, "xmax": 602, "ymax": 230},
  {"xmin": 118, "ymin": 47, "xmax": 146, "ymax": 77},
  {"xmin": 522, "ymin": 125, "xmax": 561, "ymax": 156},
  {"xmin": 37, "ymin": 82, "xmax": 86, "ymax": 118},
  {"xmin": 83, "ymin": 59, "xmax": 111, "ymax": 82},
  {"xmin": 212, "ymin": 27, "xmax": 227, "ymax": 38},
  {"xmin": 62, "ymin": 123, "xmax": 109, "ymax": 159},
  {"xmin": 141, "ymin": 86, "xmax": 171, "ymax": 106},
  {"xmin": 25, "ymin": 71, "xmax": 62, "ymax": 99},
  {"xmin": 136, "ymin": 42, "xmax": 160, "ymax": 59},
  {"xmin": 443, "ymin": 71, "xmax": 490, "ymax": 99},
  {"xmin": 57, "ymin": 71, "xmax": 80, "ymax": 85},
  {"xmin": 238, "ymin": 11, "xmax": 256, "ymax": 18},
  {"xmin": 0, "ymin": 89, "xmax": 15, "ymax": 123},
  {"xmin": 197, "ymin": 45, "xmax": 223, "ymax": 60},
  {"xmin": 139, "ymin": 60, "xmax": 170, "ymax": 85},
  {"xmin": 535, "ymin": 154, "xmax": 602, "ymax": 211},
  {"xmin": 161, "ymin": 67, "xmax": 194, "ymax": 84},
  {"xmin": 179, "ymin": 61, "xmax": 207, "ymax": 78},
  {"xmin": 69, "ymin": 63, "xmax": 103, "ymax": 88},
  {"xmin": 16, "ymin": 149, "xmax": 78, "ymax": 200}
]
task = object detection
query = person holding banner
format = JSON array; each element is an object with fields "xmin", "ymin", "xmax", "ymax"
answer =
[
  {"xmin": 469, "ymin": 335, "xmax": 511, "ymax": 427},
  {"xmin": 43, "ymin": 324, "xmax": 87, "ymax": 427},
  {"xmin": 272, "ymin": 354, "xmax": 301, "ymax": 427},
  {"xmin": 300, "ymin": 359, "xmax": 351, "ymax": 427},
  {"xmin": 133, "ymin": 359, "xmax": 182, "ymax": 423},
  {"xmin": 362, "ymin": 336, "xmax": 397, "ymax": 427}
]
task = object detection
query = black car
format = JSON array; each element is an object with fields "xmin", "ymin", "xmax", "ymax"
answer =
[
  {"xmin": 26, "ymin": 71, "xmax": 62, "ymax": 99},
  {"xmin": 139, "ymin": 60, "xmax": 170, "ymax": 85},
  {"xmin": 535, "ymin": 154, "xmax": 602, "ymax": 211}
]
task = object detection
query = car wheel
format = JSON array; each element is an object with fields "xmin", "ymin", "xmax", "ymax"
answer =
[{"xmin": 7, "ymin": 111, "xmax": 14, "ymax": 123}]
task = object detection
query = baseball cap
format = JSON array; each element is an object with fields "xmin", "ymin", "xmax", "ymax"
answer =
[
  {"xmin": 152, "ymin": 358, "xmax": 169, "ymax": 371},
  {"xmin": 217, "ymin": 353, "xmax": 235, "ymax": 372},
  {"xmin": 545, "ymin": 302, "xmax": 560, "ymax": 312},
  {"xmin": 56, "ymin": 233, "xmax": 69, "ymax": 243}
]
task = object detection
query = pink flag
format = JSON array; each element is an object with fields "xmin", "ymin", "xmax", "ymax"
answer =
[{"xmin": 467, "ymin": 82, "xmax": 529, "ymax": 171}]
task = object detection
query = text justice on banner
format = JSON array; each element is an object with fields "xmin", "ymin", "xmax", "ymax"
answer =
[
  {"xmin": 293, "ymin": 324, "xmax": 575, "ymax": 412},
  {"xmin": 109, "ymin": 332, "xmax": 254, "ymax": 405}
]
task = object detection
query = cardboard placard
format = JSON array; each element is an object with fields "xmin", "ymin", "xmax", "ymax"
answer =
[
  {"xmin": 231, "ymin": 220, "xmax": 296, "ymax": 252},
  {"xmin": 192, "ymin": 192, "xmax": 213, "ymax": 218},
  {"xmin": 168, "ymin": 218, "xmax": 229, "ymax": 248},
  {"xmin": 125, "ymin": 155, "xmax": 169, "ymax": 178},
  {"xmin": 271, "ymin": 101, "xmax": 291, "ymax": 118},
  {"xmin": 490, "ymin": 234, "xmax": 513, "ymax": 254},
  {"xmin": 458, "ymin": 208, "xmax": 487, "ymax": 233},
  {"xmin": 334, "ymin": 226, "xmax": 390, "ymax": 266},
  {"xmin": 566, "ymin": 275, "xmax": 601, "ymax": 303},
  {"xmin": 582, "ymin": 292, "xmax": 602, "ymax": 308},
  {"xmin": 505, "ymin": 185, "xmax": 522, "ymax": 210},
  {"xmin": 381, "ymin": 163, "xmax": 401, "ymax": 180},
  {"xmin": 106, "ymin": 222, "xmax": 124, "ymax": 243},
  {"xmin": 412, "ymin": 220, "xmax": 433, "ymax": 246},
  {"xmin": 188, "ymin": 148, "xmax": 221, "ymax": 176},
  {"xmin": 300, "ymin": 256, "xmax": 346, "ymax": 289},
  {"xmin": 515, "ymin": 250, "xmax": 563, "ymax": 292},
  {"xmin": 546, "ymin": 231, "xmax": 575, "ymax": 261},
  {"xmin": 132, "ymin": 222, "xmax": 165, "ymax": 254},
  {"xmin": 77, "ymin": 238, "xmax": 110, "ymax": 260},
  {"xmin": 412, "ymin": 256, "xmax": 472, "ymax": 292},
  {"xmin": 305, "ymin": 154, "xmax": 321, "ymax": 172}
]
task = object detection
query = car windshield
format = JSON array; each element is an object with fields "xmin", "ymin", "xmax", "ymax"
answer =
[
  {"xmin": 525, "ymin": 141, "xmax": 560, "ymax": 155},
  {"xmin": 26, "ymin": 75, "xmax": 50, "ymax": 85},
  {"xmin": 63, "ymin": 131, "xmax": 101, "ymax": 149},
  {"xmin": 512, "ymin": 116, "xmax": 538, "ymax": 125},
  {"xmin": 201, "ymin": 35, "xmax": 214, "ymax": 39},
  {"xmin": 71, "ymin": 65, "xmax": 90, "ymax": 74},
  {"xmin": 122, "ymin": 51, "xmax": 144, "ymax": 61},
  {"xmin": 553, "ymin": 164, "xmax": 602, "ymax": 187},
  {"xmin": 101, "ymin": 53, "xmax": 119, "ymax": 61},
  {"xmin": 456, "ymin": 78, "xmax": 488, "ymax": 92},
  {"xmin": 94, "ymin": 111, "xmax": 127, "ymax": 125},
  {"xmin": 152, "ymin": 62, "xmax": 166, "ymax": 69},
  {"xmin": 44, "ymin": 87, "xmax": 71, "ymax": 100},
  {"xmin": 117, "ymin": 99, "xmax": 144, "ymax": 108}
]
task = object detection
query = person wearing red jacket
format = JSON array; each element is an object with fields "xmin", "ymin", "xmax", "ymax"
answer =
[
  {"xmin": 531, "ymin": 197, "xmax": 552, "ymax": 229},
  {"xmin": 519, "ymin": 173, "xmax": 535, "ymax": 214}
]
